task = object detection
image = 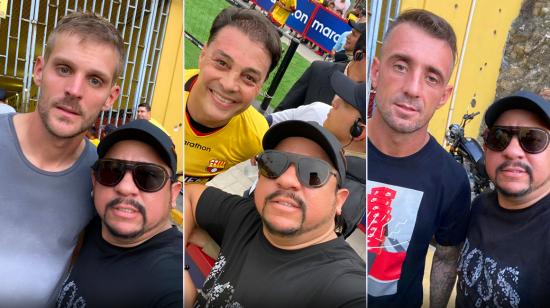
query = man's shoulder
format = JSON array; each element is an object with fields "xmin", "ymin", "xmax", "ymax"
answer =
[
  {"xmin": 310, "ymin": 60, "xmax": 346, "ymax": 72},
  {"xmin": 234, "ymin": 106, "xmax": 269, "ymax": 135}
]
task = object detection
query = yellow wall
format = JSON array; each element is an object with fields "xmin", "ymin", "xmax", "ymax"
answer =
[
  {"xmin": 151, "ymin": 0, "xmax": 183, "ymax": 172},
  {"xmin": 399, "ymin": 0, "xmax": 523, "ymax": 143}
]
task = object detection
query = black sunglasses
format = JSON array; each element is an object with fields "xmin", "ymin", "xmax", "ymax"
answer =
[
  {"xmin": 256, "ymin": 150, "xmax": 339, "ymax": 188},
  {"xmin": 92, "ymin": 159, "xmax": 170, "ymax": 192},
  {"xmin": 484, "ymin": 126, "xmax": 550, "ymax": 154}
]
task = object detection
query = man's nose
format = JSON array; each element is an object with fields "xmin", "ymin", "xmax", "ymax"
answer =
[
  {"xmin": 403, "ymin": 70, "xmax": 422, "ymax": 98},
  {"xmin": 275, "ymin": 164, "xmax": 302, "ymax": 190},
  {"xmin": 114, "ymin": 170, "xmax": 140, "ymax": 196},
  {"xmin": 64, "ymin": 75, "xmax": 85, "ymax": 98}
]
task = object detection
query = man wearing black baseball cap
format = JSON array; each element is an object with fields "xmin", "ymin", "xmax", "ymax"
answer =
[
  {"xmin": 333, "ymin": 19, "xmax": 366, "ymax": 63},
  {"xmin": 274, "ymin": 29, "xmax": 366, "ymax": 112},
  {"xmin": 456, "ymin": 91, "xmax": 550, "ymax": 306},
  {"xmin": 57, "ymin": 120, "xmax": 183, "ymax": 306},
  {"xmin": 185, "ymin": 120, "xmax": 366, "ymax": 307}
]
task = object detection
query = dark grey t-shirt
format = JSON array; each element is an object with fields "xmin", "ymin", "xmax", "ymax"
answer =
[{"xmin": 0, "ymin": 113, "xmax": 96, "ymax": 307}]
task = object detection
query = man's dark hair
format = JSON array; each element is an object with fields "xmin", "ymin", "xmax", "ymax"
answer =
[
  {"xmin": 385, "ymin": 9, "xmax": 457, "ymax": 66},
  {"xmin": 45, "ymin": 11, "xmax": 125, "ymax": 83},
  {"xmin": 207, "ymin": 7, "xmax": 281, "ymax": 78},
  {"xmin": 353, "ymin": 31, "xmax": 366, "ymax": 55},
  {"xmin": 138, "ymin": 103, "xmax": 151, "ymax": 112}
]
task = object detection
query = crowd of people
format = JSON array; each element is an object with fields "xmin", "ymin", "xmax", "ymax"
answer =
[{"xmin": 0, "ymin": 1, "xmax": 548, "ymax": 307}]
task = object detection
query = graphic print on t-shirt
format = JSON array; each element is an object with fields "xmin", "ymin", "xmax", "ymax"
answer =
[
  {"xmin": 367, "ymin": 181, "xmax": 423, "ymax": 297},
  {"xmin": 197, "ymin": 254, "xmax": 243, "ymax": 307},
  {"xmin": 457, "ymin": 238, "xmax": 520, "ymax": 306}
]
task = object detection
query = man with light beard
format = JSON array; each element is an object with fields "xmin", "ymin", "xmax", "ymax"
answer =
[
  {"xmin": 0, "ymin": 12, "xmax": 122, "ymax": 306},
  {"xmin": 456, "ymin": 91, "xmax": 550, "ymax": 307},
  {"xmin": 57, "ymin": 120, "xmax": 182, "ymax": 307},
  {"xmin": 367, "ymin": 9, "xmax": 470, "ymax": 307}
]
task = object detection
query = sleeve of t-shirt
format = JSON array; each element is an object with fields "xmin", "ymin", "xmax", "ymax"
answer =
[
  {"xmin": 434, "ymin": 169, "xmax": 471, "ymax": 246},
  {"xmin": 195, "ymin": 186, "xmax": 249, "ymax": 245}
]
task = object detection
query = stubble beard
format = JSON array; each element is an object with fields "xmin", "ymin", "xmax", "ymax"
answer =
[
  {"xmin": 37, "ymin": 96, "xmax": 95, "ymax": 139},
  {"xmin": 377, "ymin": 94, "xmax": 430, "ymax": 134}
]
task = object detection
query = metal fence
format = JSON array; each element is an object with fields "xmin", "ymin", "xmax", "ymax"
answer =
[
  {"xmin": 0, "ymin": 0, "xmax": 171, "ymax": 131},
  {"xmin": 366, "ymin": 0, "xmax": 400, "ymax": 92}
]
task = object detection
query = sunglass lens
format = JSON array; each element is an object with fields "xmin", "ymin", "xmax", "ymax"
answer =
[
  {"xmin": 298, "ymin": 158, "xmax": 330, "ymax": 187},
  {"xmin": 134, "ymin": 164, "xmax": 168, "ymax": 192},
  {"xmin": 486, "ymin": 127, "xmax": 512, "ymax": 151},
  {"xmin": 258, "ymin": 151, "xmax": 288, "ymax": 179},
  {"xmin": 97, "ymin": 160, "xmax": 125, "ymax": 186},
  {"xmin": 520, "ymin": 128, "xmax": 549, "ymax": 154}
]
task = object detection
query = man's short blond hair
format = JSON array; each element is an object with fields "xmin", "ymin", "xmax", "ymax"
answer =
[{"xmin": 44, "ymin": 11, "xmax": 125, "ymax": 83}]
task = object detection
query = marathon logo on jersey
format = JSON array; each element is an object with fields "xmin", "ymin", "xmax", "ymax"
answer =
[
  {"xmin": 206, "ymin": 159, "xmax": 226, "ymax": 173},
  {"xmin": 185, "ymin": 140, "xmax": 211, "ymax": 152}
]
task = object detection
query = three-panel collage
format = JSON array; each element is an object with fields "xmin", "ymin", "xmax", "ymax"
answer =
[{"xmin": 0, "ymin": 0, "xmax": 549, "ymax": 306}]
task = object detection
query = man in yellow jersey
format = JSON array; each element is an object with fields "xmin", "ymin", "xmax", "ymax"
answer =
[
  {"xmin": 184, "ymin": 7, "xmax": 281, "ymax": 184},
  {"xmin": 270, "ymin": 0, "xmax": 297, "ymax": 28}
]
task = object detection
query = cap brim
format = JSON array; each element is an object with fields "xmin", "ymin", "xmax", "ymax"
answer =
[
  {"xmin": 98, "ymin": 121, "xmax": 177, "ymax": 180},
  {"xmin": 485, "ymin": 92, "xmax": 550, "ymax": 127},
  {"xmin": 262, "ymin": 120, "xmax": 346, "ymax": 182}
]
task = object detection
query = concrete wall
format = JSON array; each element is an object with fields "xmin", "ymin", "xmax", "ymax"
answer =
[{"xmin": 495, "ymin": 0, "xmax": 550, "ymax": 102}]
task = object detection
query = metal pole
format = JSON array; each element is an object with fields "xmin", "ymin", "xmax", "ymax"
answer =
[{"xmin": 259, "ymin": 37, "xmax": 299, "ymax": 114}]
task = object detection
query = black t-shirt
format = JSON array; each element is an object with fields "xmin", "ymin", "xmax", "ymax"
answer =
[
  {"xmin": 195, "ymin": 187, "xmax": 366, "ymax": 308},
  {"xmin": 456, "ymin": 192, "xmax": 550, "ymax": 307},
  {"xmin": 340, "ymin": 155, "xmax": 366, "ymax": 238},
  {"xmin": 367, "ymin": 136, "xmax": 471, "ymax": 307},
  {"xmin": 57, "ymin": 216, "xmax": 183, "ymax": 308}
]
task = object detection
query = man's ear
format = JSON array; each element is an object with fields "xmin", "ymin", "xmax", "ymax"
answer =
[
  {"xmin": 334, "ymin": 188, "xmax": 349, "ymax": 216},
  {"xmin": 370, "ymin": 57, "xmax": 380, "ymax": 89},
  {"xmin": 102, "ymin": 85, "xmax": 120, "ymax": 112},
  {"xmin": 198, "ymin": 44, "xmax": 208, "ymax": 69},
  {"xmin": 436, "ymin": 84, "xmax": 454, "ymax": 110},
  {"xmin": 33, "ymin": 57, "xmax": 45, "ymax": 86},
  {"xmin": 170, "ymin": 181, "xmax": 182, "ymax": 208}
]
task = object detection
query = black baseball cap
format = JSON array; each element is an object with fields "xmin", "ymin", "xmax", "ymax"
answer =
[
  {"xmin": 331, "ymin": 71, "xmax": 366, "ymax": 121},
  {"xmin": 348, "ymin": 20, "xmax": 366, "ymax": 34},
  {"xmin": 484, "ymin": 91, "xmax": 550, "ymax": 128},
  {"xmin": 262, "ymin": 120, "xmax": 347, "ymax": 184},
  {"xmin": 97, "ymin": 120, "xmax": 178, "ymax": 180}
]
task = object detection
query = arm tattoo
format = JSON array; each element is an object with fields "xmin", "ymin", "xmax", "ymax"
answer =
[{"xmin": 430, "ymin": 243, "xmax": 460, "ymax": 308}]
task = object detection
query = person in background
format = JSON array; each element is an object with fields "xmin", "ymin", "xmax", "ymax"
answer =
[
  {"xmin": 0, "ymin": 89, "xmax": 16, "ymax": 114},
  {"xmin": 274, "ymin": 30, "xmax": 366, "ymax": 111},
  {"xmin": 270, "ymin": 0, "xmax": 297, "ymax": 28},
  {"xmin": 333, "ymin": 20, "xmax": 365, "ymax": 63},
  {"xmin": 136, "ymin": 102, "xmax": 169, "ymax": 135}
]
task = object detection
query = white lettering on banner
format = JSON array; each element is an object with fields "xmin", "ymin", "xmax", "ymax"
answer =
[
  {"xmin": 293, "ymin": 10, "xmax": 309, "ymax": 24},
  {"xmin": 311, "ymin": 19, "xmax": 341, "ymax": 43}
]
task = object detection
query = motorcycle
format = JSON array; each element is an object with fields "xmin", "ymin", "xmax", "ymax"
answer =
[{"xmin": 446, "ymin": 111, "xmax": 493, "ymax": 197}]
